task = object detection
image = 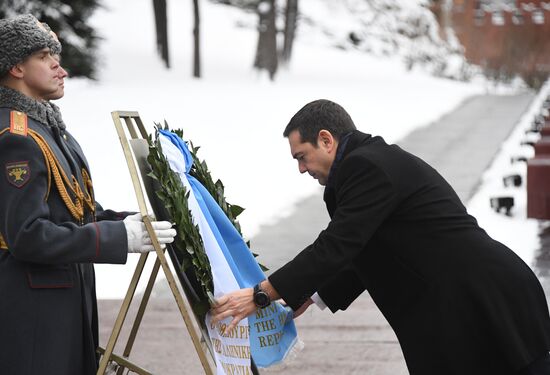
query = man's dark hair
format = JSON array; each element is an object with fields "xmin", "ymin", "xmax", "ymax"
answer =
[{"xmin": 283, "ymin": 99, "xmax": 357, "ymax": 146}]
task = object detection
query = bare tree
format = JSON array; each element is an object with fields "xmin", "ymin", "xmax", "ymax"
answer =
[
  {"xmin": 253, "ymin": 0, "xmax": 278, "ymax": 79},
  {"xmin": 281, "ymin": 0, "xmax": 298, "ymax": 64},
  {"xmin": 192, "ymin": 0, "xmax": 201, "ymax": 77},
  {"xmin": 153, "ymin": 0, "xmax": 170, "ymax": 68}
]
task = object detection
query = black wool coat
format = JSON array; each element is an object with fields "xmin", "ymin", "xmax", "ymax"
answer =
[
  {"xmin": 269, "ymin": 130, "xmax": 550, "ymax": 375},
  {"xmin": 0, "ymin": 107, "xmax": 128, "ymax": 375}
]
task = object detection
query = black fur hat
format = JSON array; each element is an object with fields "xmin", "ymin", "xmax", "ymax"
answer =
[{"xmin": 0, "ymin": 14, "xmax": 62, "ymax": 76}]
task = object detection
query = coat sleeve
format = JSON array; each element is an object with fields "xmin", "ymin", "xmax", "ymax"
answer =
[
  {"xmin": 95, "ymin": 201, "xmax": 134, "ymax": 222},
  {"xmin": 317, "ymin": 265, "xmax": 366, "ymax": 312},
  {"xmin": 269, "ymin": 155, "xmax": 398, "ymax": 311},
  {"xmin": 0, "ymin": 131, "xmax": 128, "ymax": 265}
]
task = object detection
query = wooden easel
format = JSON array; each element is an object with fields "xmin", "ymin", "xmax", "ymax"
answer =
[{"xmin": 96, "ymin": 111, "xmax": 216, "ymax": 375}]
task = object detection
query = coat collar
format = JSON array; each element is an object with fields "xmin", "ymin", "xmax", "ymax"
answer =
[
  {"xmin": 0, "ymin": 85, "xmax": 66, "ymax": 130},
  {"xmin": 325, "ymin": 130, "xmax": 372, "ymax": 188}
]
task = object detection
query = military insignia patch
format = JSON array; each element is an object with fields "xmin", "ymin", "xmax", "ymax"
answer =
[
  {"xmin": 5, "ymin": 161, "xmax": 31, "ymax": 188},
  {"xmin": 9, "ymin": 111, "xmax": 28, "ymax": 136}
]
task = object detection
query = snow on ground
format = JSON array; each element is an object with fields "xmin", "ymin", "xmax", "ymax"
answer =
[
  {"xmin": 467, "ymin": 80, "xmax": 550, "ymax": 265},
  {"xmin": 56, "ymin": 0, "xmax": 486, "ymax": 298},
  {"xmin": 294, "ymin": 0, "xmax": 469, "ymax": 79}
]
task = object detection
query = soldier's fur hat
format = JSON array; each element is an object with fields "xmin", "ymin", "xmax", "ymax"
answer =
[{"xmin": 0, "ymin": 14, "xmax": 62, "ymax": 77}]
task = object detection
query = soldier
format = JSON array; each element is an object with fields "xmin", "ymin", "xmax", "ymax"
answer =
[{"xmin": 0, "ymin": 14, "xmax": 177, "ymax": 375}]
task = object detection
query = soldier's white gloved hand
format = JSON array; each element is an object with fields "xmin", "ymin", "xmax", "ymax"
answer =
[{"xmin": 123, "ymin": 213, "xmax": 177, "ymax": 253}]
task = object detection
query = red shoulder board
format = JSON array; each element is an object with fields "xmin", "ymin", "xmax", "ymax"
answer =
[{"xmin": 9, "ymin": 111, "xmax": 28, "ymax": 136}]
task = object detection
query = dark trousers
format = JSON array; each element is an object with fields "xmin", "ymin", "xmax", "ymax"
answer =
[{"xmin": 519, "ymin": 352, "xmax": 550, "ymax": 375}]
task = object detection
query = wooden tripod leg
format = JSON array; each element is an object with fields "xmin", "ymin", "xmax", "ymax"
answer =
[
  {"xmin": 143, "ymin": 217, "xmax": 215, "ymax": 375},
  {"xmin": 97, "ymin": 348, "xmax": 153, "ymax": 375},
  {"xmin": 97, "ymin": 252, "xmax": 149, "ymax": 375},
  {"xmin": 115, "ymin": 257, "xmax": 162, "ymax": 375}
]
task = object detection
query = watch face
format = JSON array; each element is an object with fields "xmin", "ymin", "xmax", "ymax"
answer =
[{"xmin": 254, "ymin": 291, "xmax": 270, "ymax": 308}]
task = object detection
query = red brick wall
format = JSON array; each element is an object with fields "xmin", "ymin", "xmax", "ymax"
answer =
[{"xmin": 438, "ymin": 0, "xmax": 550, "ymax": 86}]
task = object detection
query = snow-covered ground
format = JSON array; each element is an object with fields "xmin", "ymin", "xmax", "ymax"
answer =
[
  {"xmin": 467, "ymin": 80, "xmax": 550, "ymax": 264},
  {"xmin": 56, "ymin": 0, "xmax": 489, "ymax": 298},
  {"xmin": 293, "ymin": 0, "xmax": 469, "ymax": 79}
]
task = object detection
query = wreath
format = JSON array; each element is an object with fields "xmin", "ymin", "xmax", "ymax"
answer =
[{"xmin": 146, "ymin": 123, "xmax": 266, "ymax": 318}]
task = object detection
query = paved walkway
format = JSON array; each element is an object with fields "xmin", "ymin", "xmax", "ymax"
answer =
[
  {"xmin": 99, "ymin": 92, "xmax": 535, "ymax": 374},
  {"xmin": 398, "ymin": 94, "xmax": 535, "ymax": 203}
]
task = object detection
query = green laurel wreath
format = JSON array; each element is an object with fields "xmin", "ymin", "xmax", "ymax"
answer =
[{"xmin": 146, "ymin": 123, "xmax": 266, "ymax": 317}]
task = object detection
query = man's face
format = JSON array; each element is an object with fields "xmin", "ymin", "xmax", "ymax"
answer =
[
  {"xmin": 43, "ymin": 55, "xmax": 68, "ymax": 100},
  {"xmin": 288, "ymin": 129, "xmax": 337, "ymax": 186},
  {"xmin": 16, "ymin": 48, "xmax": 61, "ymax": 100}
]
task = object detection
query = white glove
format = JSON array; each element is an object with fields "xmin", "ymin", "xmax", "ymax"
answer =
[{"xmin": 123, "ymin": 213, "xmax": 177, "ymax": 253}]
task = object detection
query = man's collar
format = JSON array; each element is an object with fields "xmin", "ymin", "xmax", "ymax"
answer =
[
  {"xmin": 325, "ymin": 132, "xmax": 353, "ymax": 188},
  {"xmin": 0, "ymin": 85, "xmax": 65, "ymax": 130}
]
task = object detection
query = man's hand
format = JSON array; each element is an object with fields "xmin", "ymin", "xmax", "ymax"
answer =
[
  {"xmin": 210, "ymin": 280, "xmax": 282, "ymax": 332},
  {"xmin": 123, "ymin": 213, "xmax": 176, "ymax": 253},
  {"xmin": 211, "ymin": 288, "xmax": 257, "ymax": 332},
  {"xmin": 293, "ymin": 298, "xmax": 314, "ymax": 319}
]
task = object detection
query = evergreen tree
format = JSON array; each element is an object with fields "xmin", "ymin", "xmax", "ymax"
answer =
[{"xmin": 0, "ymin": 0, "xmax": 101, "ymax": 79}]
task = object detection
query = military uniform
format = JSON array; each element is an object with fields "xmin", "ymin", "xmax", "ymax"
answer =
[{"xmin": 0, "ymin": 88, "xmax": 128, "ymax": 374}]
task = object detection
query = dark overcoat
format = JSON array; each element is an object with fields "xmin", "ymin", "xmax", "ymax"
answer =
[
  {"xmin": 269, "ymin": 130, "xmax": 550, "ymax": 375},
  {"xmin": 0, "ymin": 107, "xmax": 128, "ymax": 375}
]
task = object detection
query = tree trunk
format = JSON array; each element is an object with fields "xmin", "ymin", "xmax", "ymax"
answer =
[
  {"xmin": 192, "ymin": 0, "xmax": 201, "ymax": 78},
  {"xmin": 153, "ymin": 0, "xmax": 170, "ymax": 68},
  {"xmin": 253, "ymin": 0, "xmax": 278, "ymax": 80},
  {"xmin": 281, "ymin": 0, "xmax": 298, "ymax": 64}
]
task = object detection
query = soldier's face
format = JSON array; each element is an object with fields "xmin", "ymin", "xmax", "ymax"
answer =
[
  {"xmin": 288, "ymin": 129, "xmax": 337, "ymax": 186},
  {"xmin": 43, "ymin": 55, "xmax": 68, "ymax": 101},
  {"xmin": 16, "ymin": 48, "xmax": 61, "ymax": 101}
]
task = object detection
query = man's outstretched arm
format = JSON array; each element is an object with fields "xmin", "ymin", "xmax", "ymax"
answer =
[{"xmin": 211, "ymin": 279, "xmax": 281, "ymax": 331}]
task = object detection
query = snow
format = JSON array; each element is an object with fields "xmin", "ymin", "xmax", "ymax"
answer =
[
  {"xmin": 467, "ymin": 80, "xmax": 550, "ymax": 265},
  {"xmin": 55, "ymin": 0, "xmax": 487, "ymax": 298},
  {"xmin": 292, "ymin": 0, "xmax": 470, "ymax": 79}
]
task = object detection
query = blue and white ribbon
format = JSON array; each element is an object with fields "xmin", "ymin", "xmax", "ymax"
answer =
[{"xmin": 158, "ymin": 130, "xmax": 298, "ymax": 373}]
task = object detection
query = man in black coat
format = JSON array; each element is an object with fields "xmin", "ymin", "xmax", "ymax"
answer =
[
  {"xmin": 212, "ymin": 99, "xmax": 550, "ymax": 374},
  {"xmin": 0, "ymin": 14, "xmax": 176, "ymax": 375}
]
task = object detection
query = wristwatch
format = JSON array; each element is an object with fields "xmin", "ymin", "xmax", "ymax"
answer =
[{"xmin": 253, "ymin": 283, "xmax": 271, "ymax": 308}]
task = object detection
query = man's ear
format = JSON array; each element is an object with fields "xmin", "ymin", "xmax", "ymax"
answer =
[
  {"xmin": 7, "ymin": 64, "xmax": 25, "ymax": 79},
  {"xmin": 318, "ymin": 130, "xmax": 336, "ymax": 152}
]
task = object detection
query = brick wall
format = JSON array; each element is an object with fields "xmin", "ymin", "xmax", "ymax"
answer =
[{"xmin": 434, "ymin": 0, "xmax": 550, "ymax": 87}]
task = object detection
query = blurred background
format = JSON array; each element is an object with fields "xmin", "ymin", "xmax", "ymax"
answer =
[
  {"xmin": 2, "ymin": 0, "xmax": 549, "ymax": 314},
  {"xmin": 2, "ymin": 1, "xmax": 550, "ymax": 372},
  {"xmin": 2, "ymin": 0, "xmax": 549, "ymax": 86}
]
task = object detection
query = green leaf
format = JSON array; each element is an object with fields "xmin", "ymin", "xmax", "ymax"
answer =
[
  {"xmin": 147, "ymin": 122, "xmax": 270, "ymax": 304},
  {"xmin": 230, "ymin": 205, "xmax": 245, "ymax": 218}
]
